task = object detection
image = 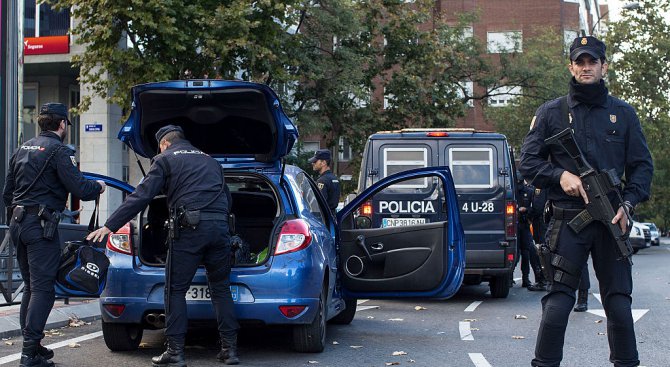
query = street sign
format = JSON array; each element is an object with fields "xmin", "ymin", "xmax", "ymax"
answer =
[{"xmin": 85, "ymin": 124, "xmax": 103, "ymax": 132}]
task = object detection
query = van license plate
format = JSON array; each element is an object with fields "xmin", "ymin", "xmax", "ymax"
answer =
[
  {"xmin": 185, "ymin": 285, "xmax": 239, "ymax": 302},
  {"xmin": 382, "ymin": 218, "xmax": 427, "ymax": 227}
]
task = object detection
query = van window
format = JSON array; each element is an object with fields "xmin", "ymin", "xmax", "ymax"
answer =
[
  {"xmin": 449, "ymin": 147, "xmax": 494, "ymax": 188},
  {"xmin": 383, "ymin": 147, "xmax": 428, "ymax": 189}
]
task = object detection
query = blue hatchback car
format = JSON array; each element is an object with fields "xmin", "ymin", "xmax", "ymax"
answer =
[{"xmin": 56, "ymin": 80, "xmax": 466, "ymax": 353}]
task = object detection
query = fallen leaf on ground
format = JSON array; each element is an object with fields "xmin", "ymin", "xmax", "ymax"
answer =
[
  {"xmin": 350, "ymin": 345, "xmax": 363, "ymax": 349},
  {"xmin": 139, "ymin": 343, "xmax": 149, "ymax": 348},
  {"xmin": 471, "ymin": 328, "xmax": 479, "ymax": 331},
  {"xmin": 385, "ymin": 363, "xmax": 400, "ymax": 366},
  {"xmin": 514, "ymin": 315, "xmax": 528, "ymax": 319},
  {"xmin": 392, "ymin": 351, "xmax": 408, "ymax": 356},
  {"xmin": 463, "ymin": 318, "xmax": 477, "ymax": 322},
  {"xmin": 367, "ymin": 316, "xmax": 374, "ymax": 319},
  {"xmin": 308, "ymin": 361, "xmax": 319, "ymax": 364},
  {"xmin": 332, "ymin": 341, "xmax": 339, "ymax": 345},
  {"xmin": 414, "ymin": 306, "xmax": 427, "ymax": 311},
  {"xmin": 68, "ymin": 316, "xmax": 86, "ymax": 327},
  {"xmin": 437, "ymin": 332, "xmax": 446, "ymax": 335},
  {"xmin": 388, "ymin": 318, "xmax": 404, "ymax": 321},
  {"xmin": 409, "ymin": 359, "xmax": 415, "ymax": 363},
  {"xmin": 68, "ymin": 343, "xmax": 81, "ymax": 348},
  {"xmin": 4, "ymin": 341, "xmax": 13, "ymax": 346},
  {"xmin": 598, "ymin": 332, "xmax": 606, "ymax": 335},
  {"xmin": 512, "ymin": 336, "xmax": 525, "ymax": 339},
  {"xmin": 595, "ymin": 320, "xmax": 603, "ymax": 324}
]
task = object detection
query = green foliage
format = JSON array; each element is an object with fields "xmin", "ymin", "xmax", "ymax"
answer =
[
  {"xmin": 484, "ymin": 29, "xmax": 570, "ymax": 152},
  {"xmin": 606, "ymin": 0, "xmax": 670, "ymax": 229}
]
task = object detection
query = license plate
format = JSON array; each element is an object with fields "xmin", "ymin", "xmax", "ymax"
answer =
[
  {"xmin": 382, "ymin": 217, "xmax": 427, "ymax": 227},
  {"xmin": 185, "ymin": 285, "xmax": 238, "ymax": 302}
]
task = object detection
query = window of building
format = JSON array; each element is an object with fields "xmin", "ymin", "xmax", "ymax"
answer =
[
  {"xmin": 122, "ymin": 166, "xmax": 130, "ymax": 183},
  {"xmin": 302, "ymin": 141, "xmax": 321, "ymax": 155},
  {"xmin": 488, "ymin": 86, "xmax": 521, "ymax": 107},
  {"xmin": 455, "ymin": 81, "xmax": 474, "ymax": 108},
  {"xmin": 487, "ymin": 31, "xmax": 523, "ymax": 53},
  {"xmin": 383, "ymin": 147, "xmax": 428, "ymax": 189},
  {"xmin": 449, "ymin": 147, "xmax": 494, "ymax": 188},
  {"xmin": 20, "ymin": 83, "xmax": 39, "ymax": 144},
  {"xmin": 24, "ymin": 0, "xmax": 36, "ymax": 37},
  {"xmin": 564, "ymin": 30, "xmax": 579, "ymax": 50},
  {"xmin": 38, "ymin": 3, "xmax": 70, "ymax": 37},
  {"xmin": 339, "ymin": 137, "xmax": 352, "ymax": 162}
]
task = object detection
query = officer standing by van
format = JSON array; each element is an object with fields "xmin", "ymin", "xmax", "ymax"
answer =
[
  {"xmin": 309, "ymin": 149, "xmax": 340, "ymax": 214},
  {"xmin": 520, "ymin": 36, "xmax": 653, "ymax": 366},
  {"xmin": 87, "ymin": 125, "xmax": 240, "ymax": 366},
  {"xmin": 3, "ymin": 103, "xmax": 106, "ymax": 367}
]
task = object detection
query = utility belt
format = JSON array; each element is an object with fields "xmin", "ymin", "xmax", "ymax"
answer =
[
  {"xmin": 13, "ymin": 205, "xmax": 61, "ymax": 240},
  {"xmin": 535, "ymin": 204, "xmax": 585, "ymax": 290},
  {"xmin": 168, "ymin": 207, "xmax": 228, "ymax": 240}
]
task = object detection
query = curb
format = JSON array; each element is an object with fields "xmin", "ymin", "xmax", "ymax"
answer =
[{"xmin": 0, "ymin": 300, "xmax": 101, "ymax": 339}]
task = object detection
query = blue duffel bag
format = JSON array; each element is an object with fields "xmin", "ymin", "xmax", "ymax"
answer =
[{"xmin": 55, "ymin": 240, "xmax": 110, "ymax": 297}]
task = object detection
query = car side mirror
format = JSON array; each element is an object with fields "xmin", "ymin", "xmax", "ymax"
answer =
[{"xmin": 355, "ymin": 216, "xmax": 371, "ymax": 229}]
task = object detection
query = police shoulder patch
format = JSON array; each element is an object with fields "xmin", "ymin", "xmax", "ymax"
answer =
[
  {"xmin": 70, "ymin": 156, "xmax": 77, "ymax": 167},
  {"xmin": 317, "ymin": 183, "xmax": 324, "ymax": 190}
]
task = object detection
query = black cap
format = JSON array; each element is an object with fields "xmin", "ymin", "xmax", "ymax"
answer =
[
  {"xmin": 39, "ymin": 102, "xmax": 71, "ymax": 125},
  {"xmin": 308, "ymin": 149, "xmax": 331, "ymax": 163},
  {"xmin": 569, "ymin": 36, "xmax": 606, "ymax": 61},
  {"xmin": 155, "ymin": 125, "xmax": 184, "ymax": 144}
]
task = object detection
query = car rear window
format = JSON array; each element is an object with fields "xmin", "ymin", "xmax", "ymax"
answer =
[
  {"xmin": 448, "ymin": 147, "xmax": 494, "ymax": 188},
  {"xmin": 382, "ymin": 147, "xmax": 428, "ymax": 189}
]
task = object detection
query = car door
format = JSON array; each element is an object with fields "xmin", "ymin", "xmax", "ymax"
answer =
[
  {"xmin": 55, "ymin": 173, "xmax": 134, "ymax": 298},
  {"xmin": 337, "ymin": 166, "xmax": 465, "ymax": 299}
]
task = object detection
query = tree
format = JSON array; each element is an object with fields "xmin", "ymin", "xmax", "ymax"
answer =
[
  {"xmin": 606, "ymin": 0, "xmax": 670, "ymax": 229},
  {"xmin": 484, "ymin": 29, "xmax": 571, "ymax": 152}
]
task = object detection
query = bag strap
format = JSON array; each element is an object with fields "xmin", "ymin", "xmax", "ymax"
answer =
[
  {"xmin": 14, "ymin": 145, "xmax": 62, "ymax": 200},
  {"xmin": 87, "ymin": 197, "xmax": 100, "ymax": 232},
  {"xmin": 559, "ymin": 96, "xmax": 570, "ymax": 128}
]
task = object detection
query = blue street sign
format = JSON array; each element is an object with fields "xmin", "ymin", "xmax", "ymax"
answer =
[{"xmin": 85, "ymin": 124, "xmax": 103, "ymax": 132}]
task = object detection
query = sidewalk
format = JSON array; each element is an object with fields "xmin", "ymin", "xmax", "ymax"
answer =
[{"xmin": 0, "ymin": 299, "xmax": 101, "ymax": 339}]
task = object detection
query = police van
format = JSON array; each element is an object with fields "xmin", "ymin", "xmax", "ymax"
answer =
[{"xmin": 356, "ymin": 128, "xmax": 517, "ymax": 298}]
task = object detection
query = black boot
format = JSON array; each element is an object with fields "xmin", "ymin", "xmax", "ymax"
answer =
[
  {"xmin": 37, "ymin": 342, "xmax": 54, "ymax": 360},
  {"xmin": 527, "ymin": 281, "xmax": 547, "ymax": 292},
  {"xmin": 19, "ymin": 340, "xmax": 54, "ymax": 367},
  {"xmin": 573, "ymin": 289, "xmax": 588, "ymax": 312},
  {"xmin": 152, "ymin": 336, "xmax": 187, "ymax": 367},
  {"xmin": 217, "ymin": 334, "xmax": 240, "ymax": 365},
  {"xmin": 521, "ymin": 274, "xmax": 531, "ymax": 288}
]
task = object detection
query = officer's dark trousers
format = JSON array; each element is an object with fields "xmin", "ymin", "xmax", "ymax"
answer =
[
  {"xmin": 10, "ymin": 214, "xmax": 61, "ymax": 342},
  {"xmin": 164, "ymin": 220, "xmax": 239, "ymax": 341},
  {"xmin": 519, "ymin": 224, "xmax": 542, "ymax": 281},
  {"xmin": 578, "ymin": 263, "xmax": 590, "ymax": 291},
  {"xmin": 532, "ymin": 220, "xmax": 638, "ymax": 367}
]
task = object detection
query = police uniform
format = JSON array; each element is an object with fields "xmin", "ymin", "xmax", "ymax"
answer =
[
  {"xmin": 517, "ymin": 182, "xmax": 543, "ymax": 288},
  {"xmin": 520, "ymin": 37, "xmax": 653, "ymax": 367},
  {"xmin": 2, "ymin": 103, "xmax": 102, "ymax": 367},
  {"xmin": 102, "ymin": 125, "xmax": 239, "ymax": 366},
  {"xmin": 309, "ymin": 149, "xmax": 340, "ymax": 213}
]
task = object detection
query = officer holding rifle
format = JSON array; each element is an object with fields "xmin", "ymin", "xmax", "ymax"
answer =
[{"xmin": 520, "ymin": 36, "xmax": 653, "ymax": 367}]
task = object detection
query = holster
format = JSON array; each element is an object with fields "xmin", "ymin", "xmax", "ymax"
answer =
[
  {"xmin": 168, "ymin": 208, "xmax": 180, "ymax": 241},
  {"xmin": 11, "ymin": 206, "xmax": 24, "ymax": 224},
  {"xmin": 38, "ymin": 205, "xmax": 60, "ymax": 240},
  {"xmin": 178, "ymin": 206, "xmax": 200, "ymax": 229},
  {"xmin": 534, "ymin": 215, "xmax": 582, "ymax": 289},
  {"xmin": 536, "ymin": 241, "xmax": 555, "ymax": 284}
]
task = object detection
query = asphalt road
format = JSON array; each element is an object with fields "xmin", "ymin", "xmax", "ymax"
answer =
[{"xmin": 1, "ymin": 241, "xmax": 669, "ymax": 367}]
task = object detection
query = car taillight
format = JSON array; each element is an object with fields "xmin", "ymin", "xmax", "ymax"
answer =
[
  {"xmin": 505, "ymin": 201, "xmax": 516, "ymax": 239},
  {"xmin": 107, "ymin": 223, "xmax": 132, "ymax": 255},
  {"xmin": 279, "ymin": 305, "xmax": 307, "ymax": 318},
  {"xmin": 103, "ymin": 304, "xmax": 126, "ymax": 317},
  {"xmin": 426, "ymin": 131, "xmax": 449, "ymax": 137},
  {"xmin": 275, "ymin": 219, "xmax": 312, "ymax": 255}
]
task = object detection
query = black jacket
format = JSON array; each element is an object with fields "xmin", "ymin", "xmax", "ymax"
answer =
[
  {"xmin": 316, "ymin": 170, "xmax": 340, "ymax": 212},
  {"xmin": 520, "ymin": 93, "xmax": 653, "ymax": 208},
  {"xmin": 3, "ymin": 131, "xmax": 101, "ymax": 211},
  {"xmin": 105, "ymin": 140, "xmax": 227, "ymax": 232}
]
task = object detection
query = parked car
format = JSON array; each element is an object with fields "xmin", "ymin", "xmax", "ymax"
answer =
[
  {"xmin": 55, "ymin": 80, "xmax": 466, "ymax": 353},
  {"xmin": 629, "ymin": 222, "xmax": 651, "ymax": 253},
  {"xmin": 641, "ymin": 222, "xmax": 660, "ymax": 246}
]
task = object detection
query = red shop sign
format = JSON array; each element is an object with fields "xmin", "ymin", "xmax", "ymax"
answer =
[{"xmin": 24, "ymin": 35, "xmax": 70, "ymax": 55}]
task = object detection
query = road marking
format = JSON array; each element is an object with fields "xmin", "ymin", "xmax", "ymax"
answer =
[
  {"xmin": 469, "ymin": 353, "xmax": 493, "ymax": 367},
  {"xmin": 464, "ymin": 301, "xmax": 483, "ymax": 312},
  {"xmin": 459, "ymin": 321, "xmax": 474, "ymax": 340},
  {"xmin": 0, "ymin": 331, "xmax": 103, "ymax": 365},
  {"xmin": 589, "ymin": 293, "xmax": 648, "ymax": 323}
]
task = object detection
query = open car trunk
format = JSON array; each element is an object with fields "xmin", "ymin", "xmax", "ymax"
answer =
[{"xmin": 137, "ymin": 173, "xmax": 281, "ymax": 267}]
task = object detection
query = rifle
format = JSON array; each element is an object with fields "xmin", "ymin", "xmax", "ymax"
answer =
[{"xmin": 545, "ymin": 128, "xmax": 634, "ymax": 265}]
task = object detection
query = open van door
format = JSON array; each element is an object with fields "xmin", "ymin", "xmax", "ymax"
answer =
[{"xmin": 337, "ymin": 167, "xmax": 465, "ymax": 299}]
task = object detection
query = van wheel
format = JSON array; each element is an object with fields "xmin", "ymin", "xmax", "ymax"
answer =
[
  {"xmin": 489, "ymin": 275, "xmax": 510, "ymax": 298},
  {"xmin": 293, "ymin": 285, "xmax": 327, "ymax": 352},
  {"xmin": 329, "ymin": 298, "xmax": 357, "ymax": 325},
  {"xmin": 102, "ymin": 321, "xmax": 143, "ymax": 351}
]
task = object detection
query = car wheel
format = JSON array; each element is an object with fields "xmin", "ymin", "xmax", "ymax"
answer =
[
  {"xmin": 489, "ymin": 275, "xmax": 510, "ymax": 298},
  {"xmin": 293, "ymin": 285, "xmax": 327, "ymax": 353},
  {"xmin": 329, "ymin": 298, "xmax": 357, "ymax": 325},
  {"xmin": 102, "ymin": 321, "xmax": 143, "ymax": 351}
]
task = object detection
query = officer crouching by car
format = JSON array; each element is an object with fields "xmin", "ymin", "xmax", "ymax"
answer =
[
  {"xmin": 88, "ymin": 125, "xmax": 240, "ymax": 366},
  {"xmin": 3, "ymin": 103, "xmax": 106, "ymax": 367}
]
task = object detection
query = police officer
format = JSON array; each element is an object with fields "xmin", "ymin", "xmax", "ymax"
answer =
[
  {"xmin": 520, "ymin": 36, "xmax": 653, "ymax": 366},
  {"xmin": 516, "ymin": 179, "xmax": 544, "ymax": 290},
  {"xmin": 309, "ymin": 149, "xmax": 340, "ymax": 214},
  {"xmin": 527, "ymin": 187, "xmax": 549, "ymax": 291},
  {"xmin": 3, "ymin": 103, "xmax": 105, "ymax": 367},
  {"xmin": 87, "ymin": 125, "xmax": 240, "ymax": 366}
]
